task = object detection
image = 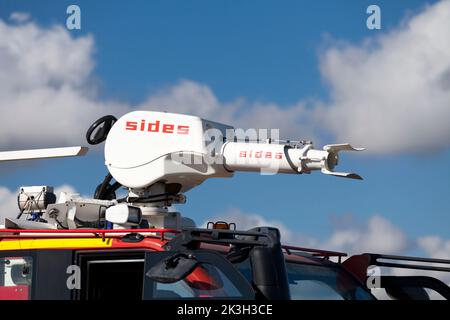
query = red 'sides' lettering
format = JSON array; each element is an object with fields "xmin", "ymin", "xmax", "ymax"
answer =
[
  {"xmin": 239, "ymin": 151, "xmax": 283, "ymax": 159},
  {"xmin": 125, "ymin": 120, "xmax": 190, "ymax": 135}
]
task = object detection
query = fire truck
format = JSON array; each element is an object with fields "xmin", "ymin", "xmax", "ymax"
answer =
[{"xmin": 0, "ymin": 111, "xmax": 449, "ymax": 300}]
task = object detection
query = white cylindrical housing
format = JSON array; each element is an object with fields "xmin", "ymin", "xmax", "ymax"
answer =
[
  {"xmin": 221, "ymin": 142, "xmax": 331, "ymax": 174},
  {"xmin": 222, "ymin": 142, "xmax": 295, "ymax": 173}
]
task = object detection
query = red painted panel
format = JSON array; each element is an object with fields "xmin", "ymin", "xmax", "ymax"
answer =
[{"xmin": 0, "ymin": 285, "xmax": 29, "ymax": 300}]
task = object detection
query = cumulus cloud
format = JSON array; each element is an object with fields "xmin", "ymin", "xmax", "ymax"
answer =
[
  {"xmin": 0, "ymin": 186, "xmax": 19, "ymax": 222},
  {"xmin": 0, "ymin": 19, "xmax": 129, "ymax": 149},
  {"xmin": 9, "ymin": 12, "xmax": 31, "ymax": 23},
  {"xmin": 418, "ymin": 235, "xmax": 450, "ymax": 259},
  {"xmin": 417, "ymin": 235, "xmax": 450, "ymax": 286},
  {"xmin": 139, "ymin": 80, "xmax": 318, "ymax": 140},
  {"xmin": 140, "ymin": 80, "xmax": 231, "ymax": 121},
  {"xmin": 320, "ymin": 0, "xmax": 450, "ymax": 153},
  {"xmin": 323, "ymin": 215, "xmax": 411, "ymax": 254}
]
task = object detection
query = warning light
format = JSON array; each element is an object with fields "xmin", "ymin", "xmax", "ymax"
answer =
[{"xmin": 207, "ymin": 221, "xmax": 236, "ymax": 230}]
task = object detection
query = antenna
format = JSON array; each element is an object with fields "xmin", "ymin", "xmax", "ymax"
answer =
[{"xmin": 0, "ymin": 146, "xmax": 88, "ymax": 162}]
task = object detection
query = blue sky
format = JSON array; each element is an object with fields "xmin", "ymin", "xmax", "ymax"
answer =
[
  {"xmin": 0, "ymin": 0, "xmax": 448, "ymax": 257},
  {"xmin": 0, "ymin": 0, "xmax": 434, "ymax": 104}
]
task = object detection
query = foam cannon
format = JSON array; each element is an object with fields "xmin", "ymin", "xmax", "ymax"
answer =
[
  {"xmin": 221, "ymin": 141, "xmax": 364, "ymax": 179},
  {"xmin": 103, "ymin": 111, "xmax": 365, "ymax": 195}
]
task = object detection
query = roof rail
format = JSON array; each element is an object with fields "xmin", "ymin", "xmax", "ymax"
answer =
[
  {"xmin": 363, "ymin": 253, "xmax": 450, "ymax": 272},
  {"xmin": 0, "ymin": 228, "xmax": 178, "ymax": 240},
  {"xmin": 282, "ymin": 245, "xmax": 347, "ymax": 262},
  {"xmin": 163, "ymin": 227, "xmax": 279, "ymax": 251}
]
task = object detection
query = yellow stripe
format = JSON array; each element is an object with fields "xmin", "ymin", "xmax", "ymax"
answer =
[{"xmin": 0, "ymin": 238, "xmax": 113, "ymax": 250}]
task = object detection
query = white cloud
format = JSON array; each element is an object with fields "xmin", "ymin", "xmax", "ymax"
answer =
[
  {"xmin": 323, "ymin": 215, "xmax": 410, "ymax": 254},
  {"xmin": 141, "ymin": 80, "xmax": 228, "ymax": 121},
  {"xmin": 9, "ymin": 12, "xmax": 31, "ymax": 23},
  {"xmin": 418, "ymin": 235, "xmax": 450, "ymax": 259},
  {"xmin": 0, "ymin": 186, "xmax": 19, "ymax": 222},
  {"xmin": 53, "ymin": 184, "xmax": 78, "ymax": 199},
  {"xmin": 319, "ymin": 0, "xmax": 450, "ymax": 153},
  {"xmin": 0, "ymin": 19, "xmax": 129, "ymax": 149},
  {"xmin": 139, "ymin": 80, "xmax": 318, "ymax": 140}
]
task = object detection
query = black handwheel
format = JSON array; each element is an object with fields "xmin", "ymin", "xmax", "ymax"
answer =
[{"xmin": 86, "ymin": 115, "xmax": 117, "ymax": 145}]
